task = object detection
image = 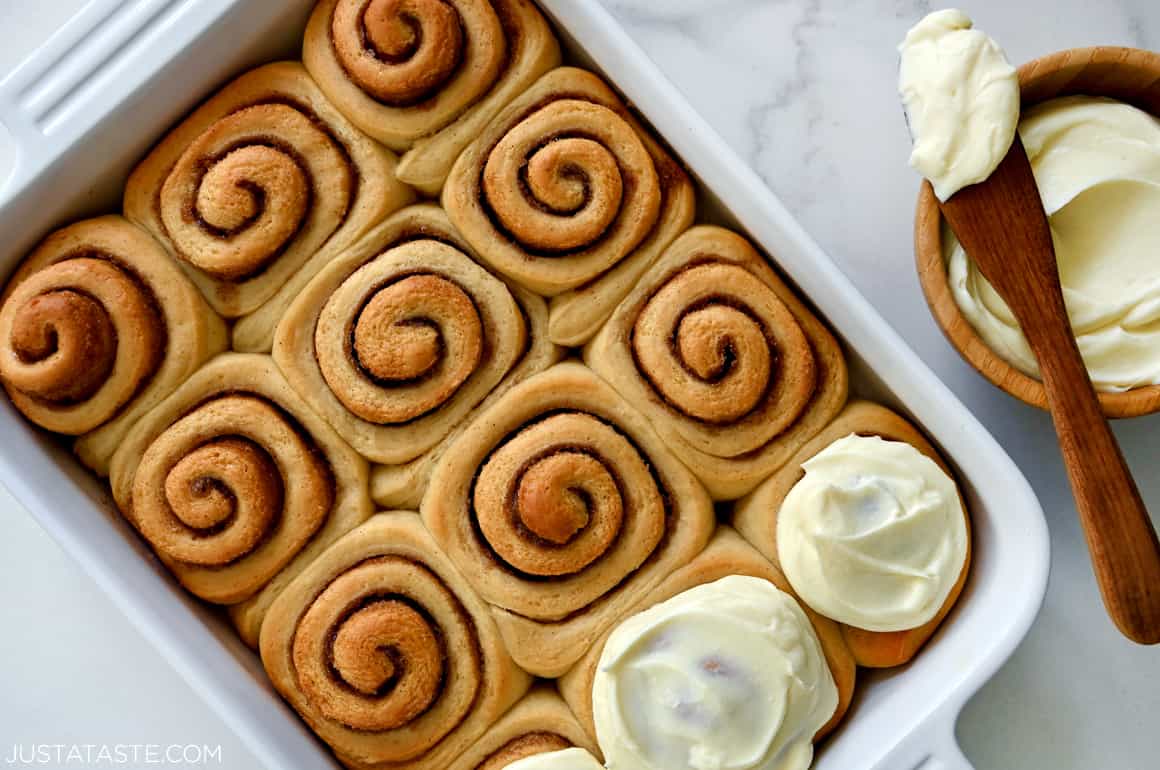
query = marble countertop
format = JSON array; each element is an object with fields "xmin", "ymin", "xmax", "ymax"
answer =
[{"xmin": 1, "ymin": 1, "xmax": 1158, "ymax": 768}]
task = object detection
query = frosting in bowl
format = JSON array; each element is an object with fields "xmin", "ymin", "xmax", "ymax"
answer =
[
  {"xmin": 898, "ymin": 9, "xmax": 1020, "ymax": 201},
  {"xmin": 592, "ymin": 575, "xmax": 837, "ymax": 770},
  {"xmin": 505, "ymin": 748, "xmax": 604, "ymax": 770},
  {"xmin": 776, "ymin": 434, "xmax": 968, "ymax": 633},
  {"xmin": 948, "ymin": 96, "xmax": 1160, "ymax": 392}
]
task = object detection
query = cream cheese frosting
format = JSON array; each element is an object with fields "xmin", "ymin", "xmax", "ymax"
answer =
[
  {"xmin": 592, "ymin": 575, "xmax": 837, "ymax": 770},
  {"xmin": 776, "ymin": 434, "xmax": 968, "ymax": 633},
  {"xmin": 504, "ymin": 748, "xmax": 604, "ymax": 770},
  {"xmin": 948, "ymin": 96, "xmax": 1160, "ymax": 391},
  {"xmin": 898, "ymin": 9, "xmax": 1020, "ymax": 201}
]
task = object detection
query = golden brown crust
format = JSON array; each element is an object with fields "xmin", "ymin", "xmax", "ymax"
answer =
[
  {"xmin": 450, "ymin": 687, "xmax": 600, "ymax": 770},
  {"xmin": 472, "ymin": 736, "xmax": 570, "ymax": 770},
  {"xmin": 443, "ymin": 66, "xmax": 695, "ymax": 337},
  {"xmin": 731, "ymin": 400, "xmax": 973, "ymax": 667},
  {"xmin": 0, "ymin": 215, "xmax": 227, "ymax": 476},
  {"xmin": 421, "ymin": 361, "xmax": 715, "ymax": 677},
  {"xmin": 558, "ymin": 527, "xmax": 857, "ymax": 746},
  {"xmin": 108, "ymin": 353, "xmax": 373, "ymax": 647},
  {"xmin": 259, "ymin": 511, "xmax": 532, "ymax": 770},
  {"xmin": 304, "ymin": 0, "xmax": 561, "ymax": 194},
  {"xmin": 369, "ymin": 241, "xmax": 565, "ymax": 508},
  {"xmin": 123, "ymin": 61, "xmax": 413, "ymax": 351},
  {"xmin": 584, "ymin": 225, "xmax": 848, "ymax": 500},
  {"xmin": 273, "ymin": 204, "xmax": 563, "ymax": 469}
]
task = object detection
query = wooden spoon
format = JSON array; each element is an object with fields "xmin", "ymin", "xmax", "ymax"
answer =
[{"xmin": 940, "ymin": 136, "xmax": 1160, "ymax": 644}]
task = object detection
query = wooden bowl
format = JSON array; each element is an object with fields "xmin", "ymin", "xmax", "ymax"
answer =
[{"xmin": 914, "ymin": 46, "xmax": 1160, "ymax": 418}]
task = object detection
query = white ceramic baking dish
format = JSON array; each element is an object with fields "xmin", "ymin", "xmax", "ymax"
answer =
[{"xmin": 0, "ymin": 1, "xmax": 1050, "ymax": 768}]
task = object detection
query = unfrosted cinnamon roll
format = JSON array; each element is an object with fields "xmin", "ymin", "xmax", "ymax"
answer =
[
  {"xmin": 367, "ymin": 264, "xmax": 562, "ymax": 507},
  {"xmin": 365, "ymin": 212, "xmax": 565, "ymax": 508},
  {"xmin": 108, "ymin": 353, "xmax": 373, "ymax": 647},
  {"xmin": 260, "ymin": 511, "xmax": 532, "ymax": 770},
  {"xmin": 0, "ymin": 216, "xmax": 227, "ymax": 475},
  {"xmin": 274, "ymin": 204, "xmax": 562, "ymax": 474},
  {"xmin": 124, "ymin": 61, "xmax": 414, "ymax": 352},
  {"xmin": 421, "ymin": 362, "xmax": 715, "ymax": 677},
  {"xmin": 303, "ymin": 0, "xmax": 560, "ymax": 195},
  {"xmin": 584, "ymin": 225, "xmax": 848, "ymax": 500},
  {"xmin": 450, "ymin": 687, "xmax": 600, "ymax": 770},
  {"xmin": 732, "ymin": 401, "xmax": 972, "ymax": 668},
  {"xmin": 443, "ymin": 67, "xmax": 695, "ymax": 344},
  {"xmin": 558, "ymin": 528, "xmax": 857, "ymax": 762}
]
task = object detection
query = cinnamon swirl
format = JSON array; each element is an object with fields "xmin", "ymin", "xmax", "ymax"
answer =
[
  {"xmin": 370, "ymin": 286, "xmax": 564, "ymax": 508},
  {"xmin": 732, "ymin": 401, "xmax": 972, "ymax": 668},
  {"xmin": 124, "ymin": 61, "xmax": 414, "ymax": 352},
  {"xmin": 450, "ymin": 687, "xmax": 599, "ymax": 770},
  {"xmin": 421, "ymin": 362, "xmax": 715, "ymax": 677},
  {"xmin": 0, "ymin": 216, "xmax": 227, "ymax": 476},
  {"xmin": 274, "ymin": 204, "xmax": 562, "ymax": 471},
  {"xmin": 442, "ymin": 67, "xmax": 695, "ymax": 344},
  {"xmin": 108, "ymin": 353, "xmax": 373, "ymax": 647},
  {"xmin": 584, "ymin": 225, "xmax": 848, "ymax": 500},
  {"xmin": 260, "ymin": 511, "xmax": 532, "ymax": 770},
  {"xmin": 304, "ymin": 0, "xmax": 561, "ymax": 195}
]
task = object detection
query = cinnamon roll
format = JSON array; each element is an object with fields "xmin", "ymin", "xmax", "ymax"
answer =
[
  {"xmin": 124, "ymin": 61, "xmax": 414, "ymax": 352},
  {"xmin": 108, "ymin": 353, "xmax": 373, "ymax": 647},
  {"xmin": 260, "ymin": 511, "xmax": 532, "ymax": 770},
  {"xmin": 368, "ymin": 227, "xmax": 565, "ymax": 507},
  {"xmin": 421, "ymin": 362, "xmax": 716, "ymax": 677},
  {"xmin": 0, "ymin": 216, "xmax": 227, "ymax": 476},
  {"xmin": 732, "ymin": 401, "xmax": 972, "ymax": 667},
  {"xmin": 274, "ymin": 204, "xmax": 561, "ymax": 471},
  {"xmin": 584, "ymin": 225, "xmax": 848, "ymax": 500},
  {"xmin": 450, "ymin": 687, "xmax": 599, "ymax": 770},
  {"xmin": 558, "ymin": 528, "xmax": 856, "ymax": 758},
  {"xmin": 502, "ymin": 749, "xmax": 603, "ymax": 770},
  {"xmin": 442, "ymin": 67, "xmax": 695, "ymax": 344},
  {"xmin": 303, "ymin": 0, "xmax": 560, "ymax": 195}
]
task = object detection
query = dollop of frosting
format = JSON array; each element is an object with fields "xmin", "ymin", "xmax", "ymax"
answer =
[
  {"xmin": 592, "ymin": 575, "xmax": 837, "ymax": 770},
  {"xmin": 504, "ymin": 748, "xmax": 605, "ymax": 770},
  {"xmin": 777, "ymin": 435, "xmax": 968, "ymax": 633},
  {"xmin": 898, "ymin": 9, "xmax": 1020, "ymax": 201},
  {"xmin": 948, "ymin": 96, "xmax": 1160, "ymax": 392}
]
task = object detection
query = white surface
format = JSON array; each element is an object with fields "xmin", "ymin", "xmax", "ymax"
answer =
[{"xmin": 0, "ymin": 3, "xmax": 1151, "ymax": 770}]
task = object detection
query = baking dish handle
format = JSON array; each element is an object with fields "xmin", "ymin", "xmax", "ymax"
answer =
[
  {"xmin": 0, "ymin": 0, "xmax": 200, "ymax": 198},
  {"xmin": 871, "ymin": 711, "xmax": 974, "ymax": 770},
  {"xmin": 914, "ymin": 735, "xmax": 973, "ymax": 770},
  {"xmin": 0, "ymin": 79, "xmax": 44, "ymax": 201}
]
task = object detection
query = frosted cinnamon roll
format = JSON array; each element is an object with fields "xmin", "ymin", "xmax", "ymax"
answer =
[
  {"xmin": 0, "ymin": 216, "xmax": 227, "ymax": 475},
  {"xmin": 450, "ymin": 687, "xmax": 600, "ymax": 770},
  {"xmin": 124, "ymin": 61, "xmax": 414, "ymax": 352},
  {"xmin": 504, "ymin": 749, "xmax": 603, "ymax": 770},
  {"xmin": 303, "ymin": 0, "xmax": 560, "ymax": 195},
  {"xmin": 108, "ymin": 354, "xmax": 373, "ymax": 647},
  {"xmin": 732, "ymin": 401, "xmax": 972, "ymax": 667},
  {"xmin": 443, "ymin": 67, "xmax": 695, "ymax": 344},
  {"xmin": 421, "ymin": 362, "xmax": 715, "ymax": 677},
  {"xmin": 585, "ymin": 225, "xmax": 847, "ymax": 500},
  {"xmin": 260, "ymin": 511, "xmax": 532, "ymax": 770},
  {"xmin": 559, "ymin": 528, "xmax": 856, "ymax": 764},
  {"xmin": 274, "ymin": 204, "xmax": 561, "ymax": 471}
]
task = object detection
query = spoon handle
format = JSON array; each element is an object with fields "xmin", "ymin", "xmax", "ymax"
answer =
[
  {"xmin": 940, "ymin": 137, "xmax": 1160, "ymax": 643},
  {"xmin": 1023, "ymin": 288, "xmax": 1160, "ymax": 644}
]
